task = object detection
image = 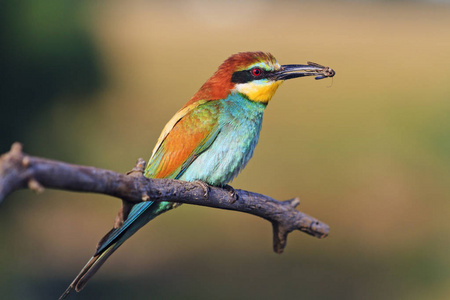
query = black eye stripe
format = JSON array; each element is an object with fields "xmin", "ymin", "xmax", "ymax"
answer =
[{"xmin": 231, "ymin": 68, "xmax": 271, "ymax": 83}]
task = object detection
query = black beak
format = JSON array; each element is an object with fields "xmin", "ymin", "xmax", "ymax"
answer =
[{"xmin": 274, "ymin": 62, "xmax": 335, "ymax": 81}]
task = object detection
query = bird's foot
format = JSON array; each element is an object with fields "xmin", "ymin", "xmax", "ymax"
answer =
[
  {"xmin": 194, "ymin": 180, "xmax": 210, "ymax": 199},
  {"xmin": 223, "ymin": 184, "xmax": 239, "ymax": 204}
]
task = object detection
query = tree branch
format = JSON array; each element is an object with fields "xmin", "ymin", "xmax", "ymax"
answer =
[{"xmin": 0, "ymin": 143, "xmax": 329, "ymax": 253}]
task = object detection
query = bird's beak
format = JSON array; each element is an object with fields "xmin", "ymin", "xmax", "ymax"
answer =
[{"xmin": 274, "ymin": 62, "xmax": 335, "ymax": 81}]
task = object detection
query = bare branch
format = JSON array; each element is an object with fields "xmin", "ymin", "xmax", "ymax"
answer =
[{"xmin": 0, "ymin": 143, "xmax": 329, "ymax": 253}]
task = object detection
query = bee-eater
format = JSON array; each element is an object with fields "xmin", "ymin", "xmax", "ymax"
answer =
[{"xmin": 60, "ymin": 52, "xmax": 334, "ymax": 298}]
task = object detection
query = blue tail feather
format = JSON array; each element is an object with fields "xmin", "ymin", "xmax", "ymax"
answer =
[
  {"xmin": 95, "ymin": 201, "xmax": 156, "ymax": 255},
  {"xmin": 59, "ymin": 200, "xmax": 174, "ymax": 300}
]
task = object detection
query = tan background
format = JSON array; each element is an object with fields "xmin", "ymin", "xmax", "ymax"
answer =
[{"xmin": 1, "ymin": 1, "xmax": 450, "ymax": 299}]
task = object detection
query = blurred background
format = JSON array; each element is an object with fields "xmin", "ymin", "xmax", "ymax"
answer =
[{"xmin": 1, "ymin": 0, "xmax": 450, "ymax": 299}]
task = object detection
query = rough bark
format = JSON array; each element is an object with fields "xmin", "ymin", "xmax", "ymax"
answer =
[{"xmin": 0, "ymin": 143, "xmax": 329, "ymax": 253}]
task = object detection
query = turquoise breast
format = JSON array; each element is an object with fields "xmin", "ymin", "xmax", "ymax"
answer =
[{"xmin": 179, "ymin": 93, "xmax": 266, "ymax": 186}]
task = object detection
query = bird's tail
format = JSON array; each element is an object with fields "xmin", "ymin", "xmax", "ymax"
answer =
[
  {"xmin": 59, "ymin": 200, "xmax": 176, "ymax": 299},
  {"xmin": 59, "ymin": 243, "xmax": 118, "ymax": 300}
]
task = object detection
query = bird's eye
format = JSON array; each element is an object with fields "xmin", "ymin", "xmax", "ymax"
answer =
[{"xmin": 251, "ymin": 68, "xmax": 262, "ymax": 77}]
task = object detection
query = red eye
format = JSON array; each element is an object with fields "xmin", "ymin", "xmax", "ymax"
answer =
[{"xmin": 251, "ymin": 68, "xmax": 262, "ymax": 76}]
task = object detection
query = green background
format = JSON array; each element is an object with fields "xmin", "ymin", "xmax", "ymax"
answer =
[{"xmin": 1, "ymin": 1, "xmax": 450, "ymax": 299}]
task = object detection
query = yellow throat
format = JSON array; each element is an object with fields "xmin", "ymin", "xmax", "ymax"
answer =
[{"xmin": 234, "ymin": 80, "xmax": 284, "ymax": 104}]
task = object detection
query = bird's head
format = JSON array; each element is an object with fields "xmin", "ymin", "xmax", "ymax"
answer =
[{"xmin": 187, "ymin": 52, "xmax": 334, "ymax": 106}]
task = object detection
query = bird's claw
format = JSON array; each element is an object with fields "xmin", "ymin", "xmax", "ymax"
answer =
[
  {"xmin": 194, "ymin": 180, "xmax": 210, "ymax": 199},
  {"xmin": 223, "ymin": 184, "xmax": 239, "ymax": 204}
]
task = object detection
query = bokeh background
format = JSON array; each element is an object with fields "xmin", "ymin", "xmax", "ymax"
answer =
[{"xmin": 1, "ymin": 0, "xmax": 450, "ymax": 299}]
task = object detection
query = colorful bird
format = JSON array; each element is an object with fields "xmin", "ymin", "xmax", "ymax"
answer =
[{"xmin": 60, "ymin": 52, "xmax": 334, "ymax": 299}]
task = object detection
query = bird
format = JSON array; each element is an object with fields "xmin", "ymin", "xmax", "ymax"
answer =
[{"xmin": 59, "ymin": 51, "xmax": 334, "ymax": 299}]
